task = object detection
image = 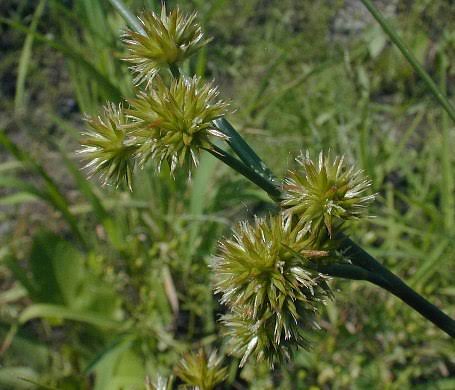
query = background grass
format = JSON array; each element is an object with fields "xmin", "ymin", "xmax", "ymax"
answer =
[{"xmin": 0, "ymin": 0, "xmax": 454, "ymax": 388}]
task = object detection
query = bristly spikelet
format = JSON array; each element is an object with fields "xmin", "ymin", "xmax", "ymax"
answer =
[
  {"xmin": 174, "ymin": 349, "xmax": 227, "ymax": 390},
  {"xmin": 123, "ymin": 6, "xmax": 210, "ymax": 86},
  {"xmin": 213, "ymin": 214, "xmax": 333, "ymax": 367},
  {"xmin": 79, "ymin": 103, "xmax": 137, "ymax": 190},
  {"xmin": 282, "ymin": 152, "xmax": 375, "ymax": 238},
  {"xmin": 146, "ymin": 375, "xmax": 170, "ymax": 390},
  {"xmin": 127, "ymin": 76, "xmax": 229, "ymax": 175},
  {"xmin": 221, "ymin": 309, "xmax": 312, "ymax": 368}
]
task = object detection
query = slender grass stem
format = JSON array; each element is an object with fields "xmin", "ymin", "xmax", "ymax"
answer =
[
  {"xmin": 439, "ymin": 53, "xmax": 453, "ymax": 230},
  {"xmin": 109, "ymin": 0, "xmax": 145, "ymax": 35},
  {"xmin": 14, "ymin": 0, "xmax": 46, "ymax": 114},
  {"xmin": 360, "ymin": 0, "xmax": 455, "ymax": 123}
]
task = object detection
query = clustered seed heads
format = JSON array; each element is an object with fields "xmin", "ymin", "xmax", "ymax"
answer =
[
  {"xmin": 214, "ymin": 156, "xmax": 375, "ymax": 366},
  {"xmin": 123, "ymin": 6, "xmax": 210, "ymax": 86},
  {"xmin": 214, "ymin": 214, "xmax": 333, "ymax": 367},
  {"xmin": 174, "ymin": 349, "xmax": 227, "ymax": 390},
  {"xmin": 282, "ymin": 152, "xmax": 375, "ymax": 239},
  {"xmin": 81, "ymin": 5, "xmax": 377, "ymax": 373},
  {"xmin": 127, "ymin": 76, "xmax": 229, "ymax": 173},
  {"xmin": 80, "ymin": 8, "xmax": 227, "ymax": 188}
]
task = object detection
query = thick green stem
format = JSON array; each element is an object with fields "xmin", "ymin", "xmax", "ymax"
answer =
[
  {"xmin": 213, "ymin": 118, "xmax": 276, "ymax": 180},
  {"xmin": 205, "ymin": 144, "xmax": 282, "ymax": 202},
  {"xmin": 360, "ymin": 0, "xmax": 455, "ymax": 122},
  {"xmin": 335, "ymin": 236, "xmax": 455, "ymax": 338},
  {"xmin": 169, "ymin": 63, "xmax": 180, "ymax": 78}
]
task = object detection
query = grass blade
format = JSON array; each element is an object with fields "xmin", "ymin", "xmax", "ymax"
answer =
[
  {"xmin": 108, "ymin": 0, "xmax": 144, "ymax": 34},
  {"xmin": 0, "ymin": 131, "xmax": 86, "ymax": 247},
  {"xmin": 360, "ymin": 0, "xmax": 455, "ymax": 122},
  {"xmin": 14, "ymin": 0, "xmax": 47, "ymax": 114},
  {"xmin": 0, "ymin": 17, "xmax": 123, "ymax": 103},
  {"xmin": 19, "ymin": 304, "xmax": 122, "ymax": 329}
]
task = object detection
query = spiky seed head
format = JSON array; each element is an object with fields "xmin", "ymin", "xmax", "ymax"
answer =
[
  {"xmin": 79, "ymin": 103, "xmax": 137, "ymax": 190},
  {"xmin": 282, "ymin": 152, "xmax": 375, "ymax": 238},
  {"xmin": 221, "ymin": 309, "xmax": 313, "ymax": 368},
  {"xmin": 213, "ymin": 214, "xmax": 333, "ymax": 367},
  {"xmin": 127, "ymin": 76, "xmax": 229, "ymax": 175},
  {"xmin": 123, "ymin": 6, "xmax": 210, "ymax": 86},
  {"xmin": 146, "ymin": 375, "xmax": 170, "ymax": 390},
  {"xmin": 174, "ymin": 349, "xmax": 227, "ymax": 390}
]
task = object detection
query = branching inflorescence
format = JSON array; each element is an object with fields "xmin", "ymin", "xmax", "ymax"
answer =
[{"xmin": 81, "ymin": 2, "xmax": 455, "ymax": 381}]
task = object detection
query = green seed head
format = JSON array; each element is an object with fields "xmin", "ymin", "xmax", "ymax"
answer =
[
  {"xmin": 282, "ymin": 152, "xmax": 375, "ymax": 238},
  {"xmin": 214, "ymin": 214, "xmax": 333, "ymax": 367},
  {"xmin": 79, "ymin": 103, "xmax": 137, "ymax": 190},
  {"xmin": 123, "ymin": 6, "xmax": 210, "ymax": 86},
  {"xmin": 174, "ymin": 349, "xmax": 227, "ymax": 390},
  {"xmin": 127, "ymin": 76, "xmax": 229, "ymax": 174},
  {"xmin": 146, "ymin": 375, "xmax": 170, "ymax": 390}
]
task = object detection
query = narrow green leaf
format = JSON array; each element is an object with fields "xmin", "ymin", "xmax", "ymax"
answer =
[
  {"xmin": 0, "ymin": 131, "xmax": 86, "ymax": 247},
  {"xmin": 0, "ymin": 192, "xmax": 39, "ymax": 206},
  {"xmin": 19, "ymin": 304, "xmax": 122, "ymax": 329},
  {"xmin": 0, "ymin": 17, "xmax": 123, "ymax": 102},
  {"xmin": 360, "ymin": 0, "xmax": 455, "ymax": 122},
  {"xmin": 14, "ymin": 0, "xmax": 47, "ymax": 113}
]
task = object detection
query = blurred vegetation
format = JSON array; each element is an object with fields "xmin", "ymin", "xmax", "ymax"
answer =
[{"xmin": 0, "ymin": 0, "xmax": 454, "ymax": 388}]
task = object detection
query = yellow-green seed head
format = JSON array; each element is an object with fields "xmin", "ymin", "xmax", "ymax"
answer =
[
  {"xmin": 221, "ymin": 309, "xmax": 313, "ymax": 368},
  {"xmin": 79, "ymin": 103, "xmax": 137, "ymax": 190},
  {"xmin": 282, "ymin": 152, "xmax": 375, "ymax": 238},
  {"xmin": 123, "ymin": 6, "xmax": 210, "ymax": 86},
  {"xmin": 127, "ymin": 76, "xmax": 229, "ymax": 174},
  {"xmin": 214, "ymin": 214, "xmax": 333, "ymax": 367},
  {"xmin": 146, "ymin": 376, "xmax": 170, "ymax": 390},
  {"xmin": 174, "ymin": 349, "xmax": 227, "ymax": 390}
]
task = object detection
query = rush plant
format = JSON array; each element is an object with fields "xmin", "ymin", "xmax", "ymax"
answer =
[{"xmin": 80, "ymin": 1, "xmax": 455, "ymax": 383}]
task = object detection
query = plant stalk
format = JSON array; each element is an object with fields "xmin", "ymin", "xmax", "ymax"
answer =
[
  {"xmin": 336, "ymin": 236, "xmax": 455, "ymax": 338},
  {"xmin": 213, "ymin": 118, "xmax": 276, "ymax": 180},
  {"xmin": 205, "ymin": 144, "xmax": 282, "ymax": 202}
]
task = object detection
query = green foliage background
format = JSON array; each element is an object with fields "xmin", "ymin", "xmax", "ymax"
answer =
[{"xmin": 0, "ymin": 0, "xmax": 454, "ymax": 388}]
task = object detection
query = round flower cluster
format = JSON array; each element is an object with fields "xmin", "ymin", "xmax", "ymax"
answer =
[
  {"xmin": 127, "ymin": 76, "xmax": 229, "ymax": 174},
  {"xmin": 214, "ymin": 214, "xmax": 333, "ymax": 366},
  {"xmin": 123, "ymin": 6, "xmax": 209, "ymax": 86},
  {"xmin": 174, "ymin": 349, "xmax": 227, "ymax": 390},
  {"xmin": 79, "ymin": 103, "xmax": 137, "ymax": 190},
  {"xmin": 80, "ymin": 8, "xmax": 227, "ymax": 188},
  {"xmin": 282, "ymin": 152, "xmax": 375, "ymax": 239}
]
